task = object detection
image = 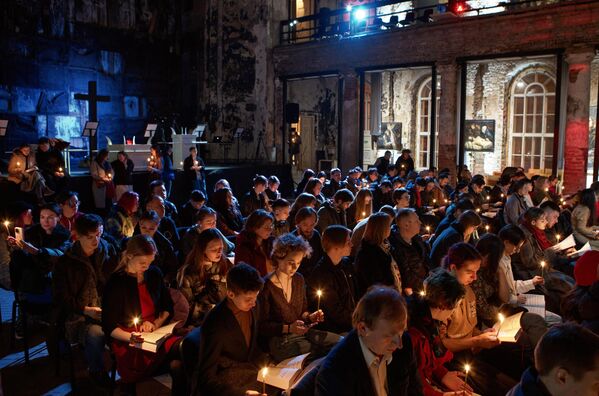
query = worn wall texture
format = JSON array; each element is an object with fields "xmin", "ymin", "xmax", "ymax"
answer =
[{"xmin": 464, "ymin": 58, "xmax": 556, "ymax": 176}]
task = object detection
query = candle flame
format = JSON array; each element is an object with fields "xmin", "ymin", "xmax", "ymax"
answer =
[
  {"xmin": 485, "ymin": 225, "xmax": 490, "ymax": 231},
  {"xmin": 498, "ymin": 313, "xmax": 505, "ymax": 324},
  {"xmin": 133, "ymin": 317, "xmax": 139, "ymax": 326},
  {"xmin": 540, "ymin": 261, "xmax": 546, "ymax": 268},
  {"xmin": 3, "ymin": 221, "xmax": 9, "ymax": 227},
  {"xmin": 261, "ymin": 367, "xmax": 268, "ymax": 379},
  {"xmin": 464, "ymin": 364, "xmax": 470, "ymax": 373},
  {"xmin": 419, "ymin": 290, "xmax": 426, "ymax": 297},
  {"xmin": 317, "ymin": 290, "xmax": 322, "ymax": 297}
]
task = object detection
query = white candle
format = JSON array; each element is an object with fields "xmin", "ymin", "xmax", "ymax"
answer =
[
  {"xmin": 133, "ymin": 317, "xmax": 140, "ymax": 332},
  {"xmin": 464, "ymin": 364, "xmax": 471, "ymax": 391},
  {"xmin": 261, "ymin": 367, "xmax": 268, "ymax": 394},
  {"xmin": 3, "ymin": 221, "xmax": 10, "ymax": 236},
  {"xmin": 316, "ymin": 290, "xmax": 323, "ymax": 310}
]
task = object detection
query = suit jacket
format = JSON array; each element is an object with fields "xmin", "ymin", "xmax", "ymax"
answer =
[
  {"xmin": 193, "ymin": 299, "xmax": 267, "ymax": 396},
  {"xmin": 315, "ymin": 329, "xmax": 423, "ymax": 396}
]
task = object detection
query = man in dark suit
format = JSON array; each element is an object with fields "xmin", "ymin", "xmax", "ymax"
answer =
[
  {"xmin": 192, "ymin": 263, "xmax": 272, "ymax": 396},
  {"xmin": 315, "ymin": 286, "xmax": 423, "ymax": 396}
]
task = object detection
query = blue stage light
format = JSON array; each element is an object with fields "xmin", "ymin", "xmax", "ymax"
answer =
[{"xmin": 353, "ymin": 7, "xmax": 368, "ymax": 21}]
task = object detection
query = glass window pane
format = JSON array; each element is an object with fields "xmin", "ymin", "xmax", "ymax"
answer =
[
  {"xmin": 535, "ymin": 115, "xmax": 543, "ymax": 132},
  {"xmin": 533, "ymin": 137, "xmax": 541, "ymax": 155},
  {"xmin": 514, "ymin": 116, "xmax": 523, "ymax": 133},
  {"xmin": 512, "ymin": 137, "xmax": 522, "ymax": 154},
  {"xmin": 533, "ymin": 156, "xmax": 541, "ymax": 169},
  {"xmin": 515, "ymin": 97, "xmax": 524, "ymax": 114},
  {"xmin": 524, "ymin": 137, "xmax": 532, "ymax": 155},
  {"xmin": 535, "ymin": 97, "xmax": 544, "ymax": 114},
  {"xmin": 546, "ymin": 96, "xmax": 555, "ymax": 113},
  {"xmin": 526, "ymin": 116, "xmax": 534, "ymax": 133},
  {"xmin": 512, "ymin": 155, "xmax": 521, "ymax": 167},
  {"xmin": 545, "ymin": 116, "xmax": 555, "ymax": 133},
  {"xmin": 544, "ymin": 155, "xmax": 553, "ymax": 170},
  {"xmin": 544, "ymin": 137, "xmax": 553, "ymax": 156},
  {"xmin": 526, "ymin": 98, "xmax": 534, "ymax": 114}
]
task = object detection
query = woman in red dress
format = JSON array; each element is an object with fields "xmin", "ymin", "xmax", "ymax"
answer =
[{"xmin": 102, "ymin": 234, "xmax": 184, "ymax": 395}]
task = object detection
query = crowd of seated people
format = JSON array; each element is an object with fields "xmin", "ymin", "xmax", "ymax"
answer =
[{"xmin": 2, "ymin": 142, "xmax": 599, "ymax": 396}]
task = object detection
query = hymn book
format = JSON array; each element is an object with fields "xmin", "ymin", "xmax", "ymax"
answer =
[
  {"xmin": 133, "ymin": 321, "xmax": 178, "ymax": 353},
  {"xmin": 258, "ymin": 352, "xmax": 310, "ymax": 390},
  {"xmin": 567, "ymin": 242, "xmax": 591, "ymax": 258},
  {"xmin": 549, "ymin": 234, "xmax": 576, "ymax": 252},
  {"xmin": 492, "ymin": 312, "xmax": 523, "ymax": 342}
]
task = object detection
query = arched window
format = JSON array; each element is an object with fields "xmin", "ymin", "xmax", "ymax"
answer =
[
  {"xmin": 509, "ymin": 70, "xmax": 556, "ymax": 170},
  {"xmin": 416, "ymin": 77, "xmax": 440, "ymax": 169}
]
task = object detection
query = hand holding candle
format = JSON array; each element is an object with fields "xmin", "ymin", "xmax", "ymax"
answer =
[
  {"xmin": 556, "ymin": 234, "xmax": 561, "ymax": 243},
  {"xmin": 316, "ymin": 289, "xmax": 323, "ymax": 311},
  {"xmin": 133, "ymin": 317, "xmax": 140, "ymax": 333},
  {"xmin": 4, "ymin": 220, "xmax": 10, "ymax": 236},
  {"xmin": 540, "ymin": 260, "xmax": 546, "ymax": 277},
  {"xmin": 463, "ymin": 364, "xmax": 471, "ymax": 392},
  {"xmin": 261, "ymin": 367, "xmax": 268, "ymax": 394}
]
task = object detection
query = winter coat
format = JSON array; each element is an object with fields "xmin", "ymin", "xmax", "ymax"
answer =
[
  {"xmin": 234, "ymin": 231, "xmax": 273, "ymax": 276},
  {"xmin": 389, "ymin": 225, "xmax": 431, "ymax": 292},
  {"xmin": 354, "ymin": 240, "xmax": 396, "ymax": 298},
  {"xmin": 429, "ymin": 222, "xmax": 465, "ymax": 269},
  {"xmin": 316, "ymin": 201, "xmax": 346, "ymax": 233}
]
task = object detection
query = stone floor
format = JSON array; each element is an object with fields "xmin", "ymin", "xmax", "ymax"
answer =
[{"xmin": 0, "ymin": 288, "xmax": 172, "ymax": 396}]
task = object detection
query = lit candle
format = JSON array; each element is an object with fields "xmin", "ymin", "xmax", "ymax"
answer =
[
  {"xmin": 194, "ymin": 160, "xmax": 199, "ymax": 167},
  {"xmin": 444, "ymin": 199, "xmax": 448, "ymax": 204},
  {"xmin": 58, "ymin": 167, "xmax": 63, "ymax": 173},
  {"xmin": 432, "ymin": 199, "xmax": 437, "ymax": 205},
  {"xmin": 485, "ymin": 225, "xmax": 490, "ymax": 232},
  {"xmin": 464, "ymin": 364, "xmax": 471, "ymax": 391},
  {"xmin": 133, "ymin": 317, "xmax": 140, "ymax": 333},
  {"xmin": 147, "ymin": 157, "xmax": 151, "ymax": 162},
  {"xmin": 107, "ymin": 173, "xmax": 112, "ymax": 180},
  {"xmin": 486, "ymin": 195, "xmax": 490, "ymax": 201},
  {"xmin": 179, "ymin": 161, "xmax": 183, "ymax": 166},
  {"xmin": 261, "ymin": 367, "xmax": 268, "ymax": 394},
  {"xmin": 3, "ymin": 220, "xmax": 10, "ymax": 236},
  {"xmin": 544, "ymin": 188, "xmax": 549, "ymax": 192},
  {"xmin": 16, "ymin": 162, "xmax": 20, "ymax": 167},
  {"xmin": 500, "ymin": 193, "xmax": 504, "ymax": 199},
  {"xmin": 361, "ymin": 211, "xmax": 366, "ymax": 217},
  {"xmin": 401, "ymin": 164, "xmax": 405, "ymax": 169},
  {"xmin": 316, "ymin": 289, "xmax": 323, "ymax": 311},
  {"xmin": 476, "ymin": 208, "xmax": 481, "ymax": 213},
  {"xmin": 425, "ymin": 226, "xmax": 430, "ymax": 234},
  {"xmin": 556, "ymin": 234, "xmax": 561, "ymax": 242},
  {"xmin": 540, "ymin": 261, "xmax": 546, "ymax": 277},
  {"xmin": 419, "ymin": 290, "xmax": 426, "ymax": 297},
  {"xmin": 497, "ymin": 313, "xmax": 505, "ymax": 335}
]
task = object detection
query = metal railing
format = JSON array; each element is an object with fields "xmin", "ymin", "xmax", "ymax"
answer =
[{"xmin": 280, "ymin": 0, "xmax": 567, "ymax": 45}]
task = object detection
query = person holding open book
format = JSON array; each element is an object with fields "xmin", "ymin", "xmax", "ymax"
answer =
[
  {"xmin": 408, "ymin": 269, "xmax": 474, "ymax": 396},
  {"xmin": 259, "ymin": 233, "xmax": 342, "ymax": 363},
  {"xmin": 102, "ymin": 234, "xmax": 185, "ymax": 396}
]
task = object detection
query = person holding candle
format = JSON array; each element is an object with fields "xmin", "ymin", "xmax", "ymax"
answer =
[
  {"xmin": 105, "ymin": 191, "xmax": 139, "ymax": 243},
  {"xmin": 571, "ymin": 188, "xmax": 599, "ymax": 250},
  {"xmin": 110, "ymin": 151, "xmax": 135, "ymax": 201},
  {"xmin": 183, "ymin": 146, "xmax": 207, "ymax": 196},
  {"xmin": 407, "ymin": 269, "xmax": 474, "ymax": 396},
  {"xmin": 259, "ymin": 233, "xmax": 340, "ymax": 362},
  {"xmin": 531, "ymin": 176, "xmax": 551, "ymax": 206},
  {"xmin": 306, "ymin": 225, "xmax": 357, "ymax": 334},
  {"xmin": 134, "ymin": 210, "xmax": 179, "ymax": 283},
  {"xmin": 102, "ymin": 234, "xmax": 185, "ymax": 396},
  {"xmin": 146, "ymin": 145, "xmax": 163, "ymax": 183},
  {"xmin": 176, "ymin": 228, "xmax": 232, "ymax": 327},
  {"xmin": 53, "ymin": 214, "xmax": 118, "ymax": 387},
  {"xmin": 192, "ymin": 263, "xmax": 274, "ymax": 396},
  {"xmin": 90, "ymin": 149, "xmax": 114, "ymax": 214},
  {"xmin": 179, "ymin": 206, "xmax": 234, "ymax": 262},
  {"xmin": 504, "ymin": 178, "xmax": 532, "ymax": 226},
  {"xmin": 511, "ymin": 208, "xmax": 574, "ymax": 315},
  {"xmin": 389, "ymin": 208, "xmax": 431, "ymax": 297},
  {"xmin": 346, "ymin": 188, "xmax": 373, "ymax": 229},
  {"xmin": 315, "ymin": 286, "xmax": 423, "ymax": 396},
  {"xmin": 36, "ymin": 136, "xmax": 67, "ymax": 195},
  {"xmin": 395, "ymin": 148, "xmax": 415, "ymax": 173},
  {"xmin": 8, "ymin": 143, "xmax": 54, "ymax": 204}
]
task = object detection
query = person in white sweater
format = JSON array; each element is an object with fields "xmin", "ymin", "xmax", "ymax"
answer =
[{"xmin": 498, "ymin": 225, "xmax": 544, "ymax": 305}]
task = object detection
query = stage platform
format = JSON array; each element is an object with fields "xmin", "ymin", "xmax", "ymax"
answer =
[{"xmin": 0, "ymin": 163, "xmax": 295, "ymax": 214}]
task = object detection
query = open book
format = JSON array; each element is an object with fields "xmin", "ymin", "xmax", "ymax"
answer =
[
  {"xmin": 549, "ymin": 234, "xmax": 576, "ymax": 252},
  {"xmin": 133, "ymin": 321, "xmax": 179, "ymax": 353},
  {"xmin": 492, "ymin": 312, "xmax": 523, "ymax": 342},
  {"xmin": 521, "ymin": 294, "xmax": 545, "ymax": 317},
  {"xmin": 567, "ymin": 242, "xmax": 591, "ymax": 258},
  {"xmin": 257, "ymin": 353, "xmax": 310, "ymax": 390}
]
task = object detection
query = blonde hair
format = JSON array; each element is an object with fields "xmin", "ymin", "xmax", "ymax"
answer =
[
  {"xmin": 350, "ymin": 188, "xmax": 373, "ymax": 223},
  {"xmin": 115, "ymin": 234, "xmax": 157, "ymax": 273},
  {"xmin": 363, "ymin": 212, "xmax": 392, "ymax": 246},
  {"xmin": 270, "ymin": 233, "xmax": 312, "ymax": 268}
]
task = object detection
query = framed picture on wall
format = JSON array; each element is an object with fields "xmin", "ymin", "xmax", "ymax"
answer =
[
  {"xmin": 376, "ymin": 122, "xmax": 403, "ymax": 150},
  {"xmin": 464, "ymin": 119, "xmax": 495, "ymax": 152}
]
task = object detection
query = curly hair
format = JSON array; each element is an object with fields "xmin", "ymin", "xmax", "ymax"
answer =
[{"xmin": 270, "ymin": 233, "xmax": 312, "ymax": 267}]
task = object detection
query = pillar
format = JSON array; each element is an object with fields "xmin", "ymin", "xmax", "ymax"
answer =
[
  {"xmin": 563, "ymin": 49, "xmax": 595, "ymax": 194},
  {"xmin": 436, "ymin": 62, "xmax": 459, "ymax": 184},
  {"xmin": 339, "ymin": 70, "xmax": 360, "ymax": 173}
]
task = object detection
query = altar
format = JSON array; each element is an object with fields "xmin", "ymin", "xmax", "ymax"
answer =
[{"xmin": 106, "ymin": 137, "xmax": 151, "ymax": 171}]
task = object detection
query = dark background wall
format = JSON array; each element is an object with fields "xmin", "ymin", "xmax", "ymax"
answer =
[{"xmin": 0, "ymin": 0, "xmax": 184, "ymax": 167}]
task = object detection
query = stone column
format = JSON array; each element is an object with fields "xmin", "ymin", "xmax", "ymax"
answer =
[
  {"xmin": 340, "ymin": 70, "xmax": 360, "ymax": 172},
  {"xmin": 436, "ymin": 62, "xmax": 459, "ymax": 184},
  {"xmin": 563, "ymin": 49, "xmax": 595, "ymax": 194}
]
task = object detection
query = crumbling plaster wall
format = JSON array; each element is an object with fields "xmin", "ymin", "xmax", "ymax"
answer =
[{"xmin": 464, "ymin": 58, "xmax": 556, "ymax": 175}]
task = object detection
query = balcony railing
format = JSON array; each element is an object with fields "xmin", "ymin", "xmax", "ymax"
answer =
[{"xmin": 280, "ymin": 0, "xmax": 567, "ymax": 45}]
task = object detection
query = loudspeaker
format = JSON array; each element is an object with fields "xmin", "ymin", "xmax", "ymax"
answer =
[{"xmin": 285, "ymin": 103, "xmax": 300, "ymax": 123}]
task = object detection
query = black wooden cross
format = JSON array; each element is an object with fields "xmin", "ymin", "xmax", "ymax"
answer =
[{"xmin": 74, "ymin": 81, "xmax": 110, "ymax": 159}]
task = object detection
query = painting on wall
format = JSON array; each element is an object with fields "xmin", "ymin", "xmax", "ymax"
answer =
[
  {"xmin": 464, "ymin": 119, "xmax": 495, "ymax": 152},
  {"xmin": 376, "ymin": 122, "xmax": 403, "ymax": 150}
]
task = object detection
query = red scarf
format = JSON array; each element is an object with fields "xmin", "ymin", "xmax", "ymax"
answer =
[
  {"xmin": 524, "ymin": 222, "xmax": 552, "ymax": 251},
  {"xmin": 415, "ymin": 189, "xmax": 422, "ymax": 208}
]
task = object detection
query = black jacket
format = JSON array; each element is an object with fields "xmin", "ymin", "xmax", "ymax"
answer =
[
  {"xmin": 372, "ymin": 187, "xmax": 394, "ymax": 211},
  {"xmin": 429, "ymin": 222, "xmax": 465, "ymax": 269},
  {"xmin": 101, "ymin": 266, "xmax": 173, "ymax": 338},
  {"xmin": 395, "ymin": 155, "xmax": 415, "ymax": 173},
  {"xmin": 506, "ymin": 367, "xmax": 551, "ymax": 396},
  {"xmin": 192, "ymin": 299, "xmax": 268, "ymax": 396},
  {"xmin": 354, "ymin": 240, "xmax": 395, "ymax": 298},
  {"xmin": 11, "ymin": 224, "xmax": 70, "ymax": 293},
  {"xmin": 389, "ymin": 226, "xmax": 431, "ymax": 292},
  {"xmin": 307, "ymin": 255, "xmax": 357, "ymax": 334},
  {"xmin": 159, "ymin": 216, "xmax": 180, "ymax": 251},
  {"xmin": 315, "ymin": 329, "xmax": 423, "ymax": 396},
  {"xmin": 316, "ymin": 201, "xmax": 346, "ymax": 233},
  {"xmin": 110, "ymin": 158, "xmax": 134, "ymax": 186},
  {"xmin": 322, "ymin": 179, "xmax": 344, "ymax": 198},
  {"xmin": 241, "ymin": 189, "xmax": 269, "ymax": 217},
  {"xmin": 178, "ymin": 201, "xmax": 201, "ymax": 228},
  {"xmin": 292, "ymin": 228, "xmax": 324, "ymax": 279}
]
